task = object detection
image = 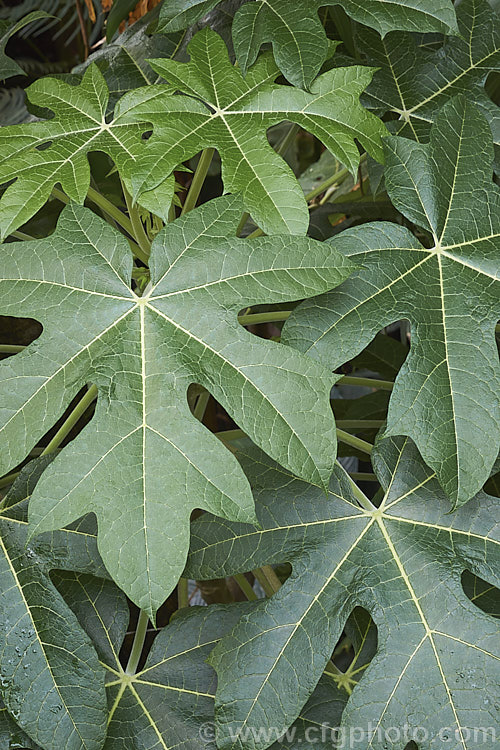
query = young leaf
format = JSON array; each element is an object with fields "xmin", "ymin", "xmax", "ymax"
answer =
[
  {"xmin": 186, "ymin": 436, "xmax": 500, "ymax": 750},
  {"xmin": 0, "ymin": 462, "xmax": 109, "ymax": 750},
  {"xmin": 283, "ymin": 96, "xmax": 500, "ymax": 507},
  {"xmin": 124, "ymin": 28, "xmax": 387, "ymax": 235},
  {"xmin": 0, "ymin": 63, "xmax": 163, "ymax": 239},
  {"xmin": 361, "ymin": 0, "xmax": 500, "ymax": 152},
  {"xmin": 0, "ymin": 11, "xmax": 50, "ymax": 81},
  {"xmin": 0, "ymin": 195, "xmax": 354, "ymax": 617},
  {"xmin": 159, "ymin": 0, "xmax": 458, "ymax": 88}
]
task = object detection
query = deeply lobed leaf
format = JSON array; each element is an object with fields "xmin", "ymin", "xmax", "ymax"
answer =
[
  {"xmin": 186, "ymin": 435, "xmax": 500, "ymax": 750},
  {"xmin": 122, "ymin": 27, "xmax": 387, "ymax": 235},
  {"xmin": 159, "ymin": 0, "xmax": 458, "ymax": 87},
  {"xmin": 283, "ymin": 96, "xmax": 500, "ymax": 506},
  {"xmin": 0, "ymin": 195, "xmax": 354, "ymax": 617}
]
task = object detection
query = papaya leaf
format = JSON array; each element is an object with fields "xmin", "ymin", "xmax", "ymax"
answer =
[
  {"xmin": 283, "ymin": 96, "xmax": 500, "ymax": 507},
  {"xmin": 124, "ymin": 27, "xmax": 387, "ymax": 235},
  {"xmin": 158, "ymin": 0, "xmax": 458, "ymax": 88},
  {"xmin": 53, "ymin": 572, "xmax": 349, "ymax": 750},
  {"xmin": 361, "ymin": 0, "xmax": 500, "ymax": 156},
  {"xmin": 0, "ymin": 460, "xmax": 108, "ymax": 750},
  {"xmin": 0, "ymin": 63, "xmax": 165, "ymax": 240},
  {"xmin": 0, "ymin": 11, "xmax": 51, "ymax": 81},
  {"xmin": 186, "ymin": 436, "xmax": 500, "ymax": 750},
  {"xmin": 0, "ymin": 195, "xmax": 354, "ymax": 618}
]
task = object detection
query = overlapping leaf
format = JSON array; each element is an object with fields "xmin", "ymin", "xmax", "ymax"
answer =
[
  {"xmin": 360, "ymin": 0, "xmax": 500, "ymax": 155},
  {"xmin": 123, "ymin": 27, "xmax": 387, "ymax": 235},
  {"xmin": 186, "ymin": 436, "xmax": 500, "ymax": 750},
  {"xmin": 0, "ymin": 63, "xmax": 164, "ymax": 240},
  {"xmin": 0, "ymin": 11, "xmax": 50, "ymax": 81},
  {"xmin": 0, "ymin": 195, "xmax": 353, "ymax": 617},
  {"xmin": 158, "ymin": 0, "xmax": 458, "ymax": 87},
  {"xmin": 283, "ymin": 96, "xmax": 500, "ymax": 506},
  {"xmin": 0, "ymin": 459, "xmax": 108, "ymax": 750},
  {"xmin": 52, "ymin": 572, "xmax": 349, "ymax": 750}
]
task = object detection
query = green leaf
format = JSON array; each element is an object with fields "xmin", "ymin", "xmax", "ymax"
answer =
[
  {"xmin": 0, "ymin": 699, "xmax": 40, "ymax": 749},
  {"xmin": 0, "ymin": 461, "xmax": 108, "ymax": 750},
  {"xmin": 0, "ymin": 11, "xmax": 51, "ymax": 81},
  {"xmin": 0, "ymin": 195, "xmax": 353, "ymax": 617},
  {"xmin": 124, "ymin": 27, "xmax": 387, "ymax": 235},
  {"xmin": 53, "ymin": 571, "xmax": 349, "ymax": 750},
  {"xmin": 74, "ymin": 6, "xmax": 184, "ymax": 105},
  {"xmin": 361, "ymin": 0, "xmax": 500, "ymax": 154},
  {"xmin": 159, "ymin": 0, "xmax": 458, "ymax": 88},
  {"xmin": 0, "ymin": 63, "xmax": 157, "ymax": 240},
  {"xmin": 106, "ymin": 0, "xmax": 142, "ymax": 42},
  {"xmin": 283, "ymin": 96, "xmax": 500, "ymax": 506},
  {"xmin": 186, "ymin": 436, "xmax": 500, "ymax": 750}
]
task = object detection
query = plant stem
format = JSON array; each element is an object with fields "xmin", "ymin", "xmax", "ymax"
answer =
[
  {"xmin": 0, "ymin": 471, "xmax": 20, "ymax": 490},
  {"xmin": 336, "ymin": 420, "xmax": 384, "ymax": 429},
  {"xmin": 233, "ymin": 574, "xmax": 258, "ymax": 601},
  {"xmin": 336, "ymin": 429, "xmax": 373, "ymax": 455},
  {"xmin": 350, "ymin": 472, "xmax": 378, "ymax": 482},
  {"xmin": 238, "ymin": 311, "xmax": 292, "ymax": 326},
  {"xmin": 193, "ymin": 391, "xmax": 210, "ymax": 422},
  {"xmin": 121, "ymin": 181, "xmax": 152, "ymax": 260},
  {"xmin": 11, "ymin": 230, "xmax": 34, "ymax": 241},
  {"xmin": 177, "ymin": 577, "xmax": 189, "ymax": 609},
  {"xmin": 0, "ymin": 345, "xmax": 24, "ymax": 354},
  {"xmin": 125, "ymin": 610, "xmax": 149, "ymax": 675},
  {"xmin": 337, "ymin": 376, "xmax": 394, "ymax": 391},
  {"xmin": 42, "ymin": 385, "xmax": 98, "ymax": 456},
  {"xmin": 181, "ymin": 148, "xmax": 215, "ymax": 215},
  {"xmin": 253, "ymin": 565, "xmax": 281, "ymax": 596}
]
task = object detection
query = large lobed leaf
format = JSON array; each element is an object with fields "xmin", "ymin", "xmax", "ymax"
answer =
[
  {"xmin": 360, "ymin": 0, "xmax": 500, "ymax": 160},
  {"xmin": 159, "ymin": 0, "xmax": 458, "ymax": 88},
  {"xmin": 0, "ymin": 194, "xmax": 354, "ymax": 618},
  {"xmin": 123, "ymin": 27, "xmax": 387, "ymax": 235},
  {"xmin": 50, "ymin": 573, "xmax": 349, "ymax": 750},
  {"xmin": 283, "ymin": 96, "xmax": 500, "ymax": 506},
  {"xmin": 186, "ymin": 436, "xmax": 500, "ymax": 750},
  {"xmin": 0, "ymin": 458, "xmax": 108, "ymax": 750},
  {"xmin": 0, "ymin": 63, "xmax": 161, "ymax": 240}
]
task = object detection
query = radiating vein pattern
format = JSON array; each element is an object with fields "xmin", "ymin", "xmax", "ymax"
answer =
[
  {"xmin": 159, "ymin": 0, "xmax": 458, "ymax": 88},
  {"xmin": 0, "ymin": 195, "xmax": 354, "ymax": 616},
  {"xmin": 120, "ymin": 27, "xmax": 387, "ymax": 236},
  {"xmin": 186, "ymin": 435, "xmax": 500, "ymax": 750},
  {"xmin": 283, "ymin": 96, "xmax": 500, "ymax": 506}
]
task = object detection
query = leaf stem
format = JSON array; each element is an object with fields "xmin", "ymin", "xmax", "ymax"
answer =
[
  {"xmin": 238, "ymin": 311, "xmax": 292, "ymax": 326},
  {"xmin": 336, "ymin": 429, "xmax": 373, "ymax": 455},
  {"xmin": 336, "ymin": 420, "xmax": 384, "ymax": 429},
  {"xmin": 121, "ymin": 181, "xmax": 152, "ymax": 259},
  {"xmin": 338, "ymin": 376, "xmax": 394, "ymax": 391},
  {"xmin": 253, "ymin": 565, "xmax": 282, "ymax": 596},
  {"xmin": 41, "ymin": 385, "xmax": 98, "ymax": 456},
  {"xmin": 177, "ymin": 577, "xmax": 189, "ymax": 609},
  {"xmin": 0, "ymin": 471, "xmax": 20, "ymax": 490},
  {"xmin": 125, "ymin": 610, "xmax": 149, "ymax": 675},
  {"xmin": 233, "ymin": 574, "xmax": 258, "ymax": 601},
  {"xmin": 181, "ymin": 148, "xmax": 215, "ymax": 215},
  {"xmin": 0, "ymin": 345, "xmax": 24, "ymax": 354}
]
